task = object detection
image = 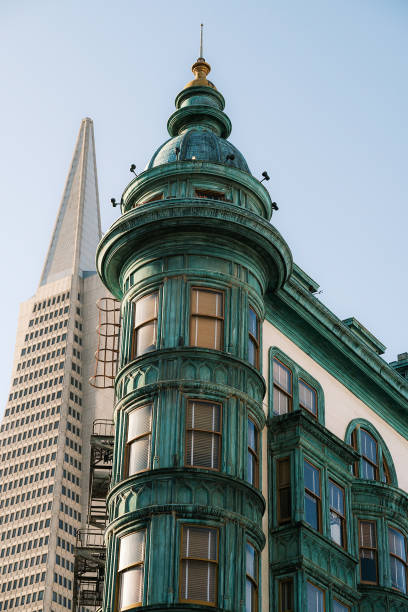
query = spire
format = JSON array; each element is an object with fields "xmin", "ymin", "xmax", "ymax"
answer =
[
  {"xmin": 184, "ymin": 23, "xmax": 216, "ymax": 90},
  {"xmin": 39, "ymin": 118, "xmax": 102, "ymax": 286}
]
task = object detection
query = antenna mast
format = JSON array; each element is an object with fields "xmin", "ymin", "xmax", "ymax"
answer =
[{"xmin": 200, "ymin": 23, "xmax": 204, "ymax": 58}]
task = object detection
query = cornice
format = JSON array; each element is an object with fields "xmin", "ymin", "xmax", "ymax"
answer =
[
  {"xmin": 97, "ymin": 200, "xmax": 293, "ymax": 298},
  {"xmin": 266, "ymin": 278, "xmax": 408, "ymax": 435}
]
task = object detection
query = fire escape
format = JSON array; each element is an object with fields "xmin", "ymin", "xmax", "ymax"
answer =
[{"xmin": 73, "ymin": 298, "xmax": 120, "ymax": 611}]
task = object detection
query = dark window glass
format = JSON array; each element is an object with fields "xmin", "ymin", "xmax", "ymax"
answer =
[
  {"xmin": 307, "ymin": 582, "xmax": 324, "ymax": 612},
  {"xmin": 117, "ymin": 530, "xmax": 145, "ymax": 610},
  {"xmin": 360, "ymin": 429, "xmax": 378, "ymax": 480},
  {"xmin": 304, "ymin": 461, "xmax": 320, "ymax": 531},
  {"xmin": 329, "ymin": 480, "xmax": 346, "ymax": 548},
  {"xmin": 359, "ymin": 520, "xmax": 378, "ymax": 583},
  {"xmin": 299, "ymin": 380, "xmax": 317, "ymax": 417},
  {"xmin": 248, "ymin": 307, "xmax": 259, "ymax": 368},
  {"xmin": 389, "ymin": 527, "xmax": 407, "ymax": 593},
  {"xmin": 245, "ymin": 542, "xmax": 258, "ymax": 612},
  {"xmin": 133, "ymin": 292, "xmax": 158, "ymax": 357},
  {"xmin": 185, "ymin": 401, "xmax": 221, "ymax": 470},
  {"xmin": 279, "ymin": 578, "xmax": 293, "ymax": 612},
  {"xmin": 382, "ymin": 457, "xmax": 391, "ymax": 484},
  {"xmin": 277, "ymin": 458, "xmax": 291, "ymax": 524},
  {"xmin": 180, "ymin": 526, "xmax": 218, "ymax": 605},
  {"xmin": 247, "ymin": 419, "xmax": 259, "ymax": 487},
  {"xmin": 273, "ymin": 359, "xmax": 292, "ymax": 415},
  {"xmin": 190, "ymin": 288, "xmax": 224, "ymax": 350}
]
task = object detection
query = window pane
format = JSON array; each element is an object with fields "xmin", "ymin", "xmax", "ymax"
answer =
[
  {"xmin": 389, "ymin": 528, "xmax": 406, "ymax": 561},
  {"xmin": 190, "ymin": 316, "xmax": 222, "ymax": 349},
  {"xmin": 360, "ymin": 521, "xmax": 376, "ymax": 548},
  {"xmin": 187, "ymin": 402, "xmax": 220, "ymax": 432},
  {"xmin": 333, "ymin": 601, "xmax": 349, "ymax": 612},
  {"xmin": 361, "ymin": 430, "xmax": 377, "ymax": 464},
  {"xmin": 279, "ymin": 579, "xmax": 293, "ymax": 612},
  {"xmin": 248, "ymin": 338, "xmax": 257, "ymax": 367},
  {"xmin": 246, "ymin": 577, "xmax": 257, "ymax": 612},
  {"xmin": 191, "ymin": 289, "xmax": 223, "ymax": 317},
  {"xmin": 181, "ymin": 560, "xmax": 216, "ymax": 603},
  {"xmin": 248, "ymin": 308, "xmax": 258, "ymax": 339},
  {"xmin": 136, "ymin": 321, "xmax": 157, "ymax": 355},
  {"xmin": 186, "ymin": 430, "xmax": 219, "ymax": 468},
  {"xmin": 248, "ymin": 420, "xmax": 257, "ymax": 453},
  {"xmin": 118, "ymin": 566, "xmax": 144, "ymax": 609},
  {"xmin": 135, "ymin": 292, "xmax": 158, "ymax": 326},
  {"xmin": 329, "ymin": 481, "xmax": 344, "ymax": 515},
  {"xmin": 305, "ymin": 493, "xmax": 319, "ymax": 530},
  {"xmin": 390, "ymin": 556, "xmax": 407, "ymax": 593},
  {"xmin": 273, "ymin": 388, "xmax": 290, "ymax": 415},
  {"xmin": 119, "ymin": 531, "xmax": 145, "ymax": 571},
  {"xmin": 128, "ymin": 405, "xmax": 152, "ymax": 441},
  {"xmin": 361, "ymin": 549, "xmax": 377, "ymax": 582},
  {"xmin": 330, "ymin": 511, "xmax": 344, "ymax": 547},
  {"xmin": 307, "ymin": 582, "xmax": 324, "ymax": 612},
  {"xmin": 182, "ymin": 526, "xmax": 217, "ymax": 560},
  {"xmin": 304, "ymin": 462, "xmax": 320, "ymax": 495},
  {"xmin": 246, "ymin": 543, "xmax": 256, "ymax": 580},
  {"xmin": 361, "ymin": 459, "xmax": 375, "ymax": 480},
  {"xmin": 128, "ymin": 436, "xmax": 151, "ymax": 474},
  {"xmin": 248, "ymin": 453, "xmax": 257, "ymax": 486},
  {"xmin": 299, "ymin": 380, "xmax": 317, "ymax": 416},
  {"xmin": 273, "ymin": 359, "xmax": 291, "ymax": 393}
]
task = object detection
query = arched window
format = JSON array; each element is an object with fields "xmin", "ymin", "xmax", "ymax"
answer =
[{"xmin": 345, "ymin": 420, "xmax": 397, "ymax": 486}]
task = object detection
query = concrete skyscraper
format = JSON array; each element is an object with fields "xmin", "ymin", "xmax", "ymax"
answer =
[{"xmin": 0, "ymin": 118, "xmax": 113, "ymax": 611}]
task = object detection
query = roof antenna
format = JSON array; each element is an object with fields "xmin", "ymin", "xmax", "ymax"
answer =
[{"xmin": 199, "ymin": 23, "xmax": 204, "ymax": 59}]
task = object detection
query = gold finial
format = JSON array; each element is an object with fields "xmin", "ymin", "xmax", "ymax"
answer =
[{"xmin": 184, "ymin": 23, "xmax": 216, "ymax": 90}]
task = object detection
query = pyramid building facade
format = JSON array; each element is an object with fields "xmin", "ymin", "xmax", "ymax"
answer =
[{"xmin": 0, "ymin": 119, "xmax": 113, "ymax": 611}]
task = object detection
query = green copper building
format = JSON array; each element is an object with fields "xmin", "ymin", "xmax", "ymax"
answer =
[{"xmin": 96, "ymin": 54, "xmax": 408, "ymax": 612}]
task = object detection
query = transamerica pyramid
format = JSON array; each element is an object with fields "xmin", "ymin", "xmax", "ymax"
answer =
[{"xmin": 0, "ymin": 118, "xmax": 114, "ymax": 611}]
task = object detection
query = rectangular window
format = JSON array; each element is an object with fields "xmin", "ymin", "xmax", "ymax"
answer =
[
  {"xmin": 133, "ymin": 292, "xmax": 159, "ymax": 357},
  {"xmin": 333, "ymin": 600, "xmax": 350, "ymax": 612},
  {"xmin": 329, "ymin": 480, "xmax": 346, "ymax": 548},
  {"xmin": 185, "ymin": 400, "xmax": 221, "ymax": 470},
  {"xmin": 360, "ymin": 429, "xmax": 378, "ymax": 480},
  {"xmin": 248, "ymin": 307, "xmax": 259, "ymax": 369},
  {"xmin": 245, "ymin": 542, "xmax": 258, "ymax": 612},
  {"xmin": 307, "ymin": 582, "xmax": 324, "ymax": 612},
  {"xmin": 299, "ymin": 380, "xmax": 317, "ymax": 417},
  {"xmin": 195, "ymin": 189, "xmax": 226, "ymax": 201},
  {"xmin": 190, "ymin": 288, "xmax": 224, "ymax": 350},
  {"xmin": 304, "ymin": 460, "xmax": 321, "ymax": 531},
  {"xmin": 180, "ymin": 525, "xmax": 218, "ymax": 605},
  {"xmin": 247, "ymin": 419, "xmax": 259, "ymax": 488},
  {"xmin": 359, "ymin": 520, "xmax": 378, "ymax": 583},
  {"xmin": 277, "ymin": 458, "xmax": 291, "ymax": 524},
  {"xmin": 273, "ymin": 359, "xmax": 292, "ymax": 415},
  {"xmin": 117, "ymin": 530, "xmax": 145, "ymax": 610},
  {"xmin": 389, "ymin": 527, "xmax": 407, "ymax": 593},
  {"xmin": 279, "ymin": 578, "xmax": 293, "ymax": 612},
  {"xmin": 125, "ymin": 405, "xmax": 152, "ymax": 476}
]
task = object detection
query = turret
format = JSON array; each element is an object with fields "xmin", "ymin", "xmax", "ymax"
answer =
[{"xmin": 97, "ymin": 51, "xmax": 292, "ymax": 611}]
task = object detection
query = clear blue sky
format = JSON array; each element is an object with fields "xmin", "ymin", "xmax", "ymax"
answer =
[{"xmin": 0, "ymin": 0, "xmax": 407, "ymax": 411}]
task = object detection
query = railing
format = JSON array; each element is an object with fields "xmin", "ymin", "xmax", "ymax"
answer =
[
  {"xmin": 76, "ymin": 529, "xmax": 105, "ymax": 548},
  {"xmin": 93, "ymin": 419, "xmax": 114, "ymax": 438}
]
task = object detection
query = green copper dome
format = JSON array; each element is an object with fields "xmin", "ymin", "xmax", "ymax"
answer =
[{"xmin": 147, "ymin": 59, "xmax": 251, "ymax": 174}]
